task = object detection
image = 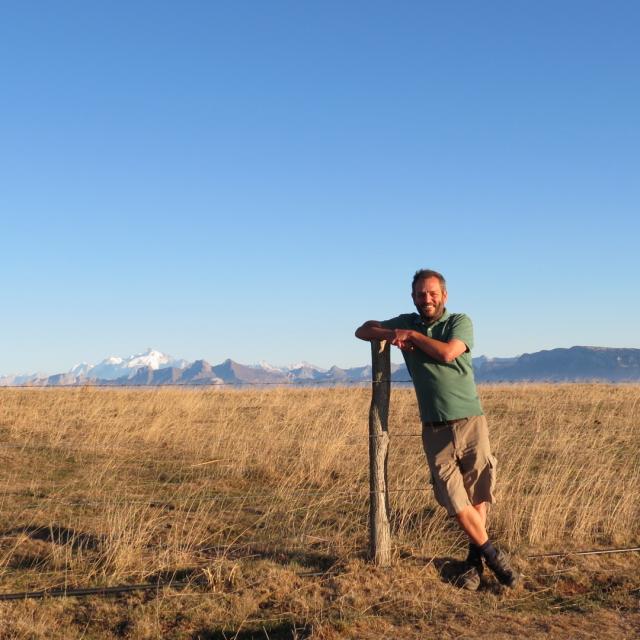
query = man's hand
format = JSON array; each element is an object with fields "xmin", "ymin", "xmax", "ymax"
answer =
[
  {"xmin": 356, "ymin": 320, "xmax": 467, "ymax": 363},
  {"xmin": 392, "ymin": 329, "xmax": 416, "ymax": 352}
]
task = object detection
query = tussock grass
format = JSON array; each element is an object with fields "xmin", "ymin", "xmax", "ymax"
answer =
[{"xmin": 0, "ymin": 385, "xmax": 638, "ymax": 638}]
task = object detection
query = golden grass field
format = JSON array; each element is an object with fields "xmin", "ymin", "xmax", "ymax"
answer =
[{"xmin": 0, "ymin": 384, "xmax": 638, "ymax": 639}]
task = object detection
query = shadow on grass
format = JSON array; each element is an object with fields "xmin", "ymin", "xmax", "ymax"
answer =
[
  {"xmin": 3, "ymin": 524, "xmax": 104, "ymax": 550},
  {"xmin": 146, "ymin": 566, "xmax": 209, "ymax": 586},
  {"xmin": 193, "ymin": 622, "xmax": 312, "ymax": 640},
  {"xmin": 246, "ymin": 546, "xmax": 338, "ymax": 573},
  {"xmin": 201, "ymin": 544, "xmax": 339, "ymax": 574},
  {"xmin": 432, "ymin": 556, "xmax": 470, "ymax": 585}
]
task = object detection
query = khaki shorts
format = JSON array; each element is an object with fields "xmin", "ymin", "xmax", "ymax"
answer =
[{"xmin": 421, "ymin": 415, "xmax": 497, "ymax": 517}]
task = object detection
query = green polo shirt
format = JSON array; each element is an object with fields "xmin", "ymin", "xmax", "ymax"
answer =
[{"xmin": 381, "ymin": 309, "xmax": 483, "ymax": 422}]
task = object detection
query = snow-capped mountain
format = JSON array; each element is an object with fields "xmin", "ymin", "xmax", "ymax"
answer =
[
  {"xmin": 69, "ymin": 362, "xmax": 92, "ymax": 377},
  {"xmin": 0, "ymin": 372, "xmax": 45, "ymax": 386},
  {"xmin": 1, "ymin": 349, "xmax": 190, "ymax": 386},
  {"xmin": 251, "ymin": 360, "xmax": 286, "ymax": 373},
  {"xmin": 0, "ymin": 349, "xmax": 376, "ymax": 387},
  {"xmin": 77, "ymin": 348, "xmax": 189, "ymax": 380},
  {"xmin": 250, "ymin": 360, "xmax": 327, "ymax": 374},
  {"xmin": 287, "ymin": 361, "xmax": 327, "ymax": 372},
  {"xmin": 3, "ymin": 346, "xmax": 640, "ymax": 387}
]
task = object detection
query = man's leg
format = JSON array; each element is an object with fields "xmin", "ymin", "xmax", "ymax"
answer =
[
  {"xmin": 455, "ymin": 502, "xmax": 518, "ymax": 587},
  {"xmin": 473, "ymin": 501, "xmax": 487, "ymax": 528},
  {"xmin": 451, "ymin": 504, "xmax": 487, "ymax": 590},
  {"xmin": 458, "ymin": 502, "xmax": 488, "ymax": 580},
  {"xmin": 456, "ymin": 417, "xmax": 518, "ymax": 587},
  {"xmin": 423, "ymin": 421, "xmax": 518, "ymax": 588},
  {"xmin": 455, "ymin": 503, "xmax": 488, "ymax": 545}
]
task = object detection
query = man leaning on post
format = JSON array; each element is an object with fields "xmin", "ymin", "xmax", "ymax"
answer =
[{"xmin": 355, "ymin": 268, "xmax": 519, "ymax": 590}]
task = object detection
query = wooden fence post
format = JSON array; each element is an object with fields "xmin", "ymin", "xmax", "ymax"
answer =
[{"xmin": 369, "ymin": 339, "xmax": 391, "ymax": 566}]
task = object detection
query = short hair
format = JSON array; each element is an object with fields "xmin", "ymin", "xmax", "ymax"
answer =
[{"xmin": 412, "ymin": 269, "xmax": 447, "ymax": 293}]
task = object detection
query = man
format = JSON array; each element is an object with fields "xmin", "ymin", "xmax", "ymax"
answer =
[{"xmin": 355, "ymin": 268, "xmax": 518, "ymax": 590}]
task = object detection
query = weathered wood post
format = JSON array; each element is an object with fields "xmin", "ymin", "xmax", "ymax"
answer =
[{"xmin": 369, "ymin": 339, "xmax": 391, "ymax": 566}]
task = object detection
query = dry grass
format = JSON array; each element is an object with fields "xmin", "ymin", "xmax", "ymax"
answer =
[{"xmin": 0, "ymin": 384, "xmax": 638, "ymax": 639}]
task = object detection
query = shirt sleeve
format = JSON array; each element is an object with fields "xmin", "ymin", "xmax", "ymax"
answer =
[
  {"xmin": 449, "ymin": 314, "xmax": 474, "ymax": 351},
  {"xmin": 379, "ymin": 315, "xmax": 409, "ymax": 330}
]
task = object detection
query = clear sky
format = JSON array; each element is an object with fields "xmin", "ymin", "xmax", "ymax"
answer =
[{"xmin": 1, "ymin": 1, "xmax": 639, "ymax": 374}]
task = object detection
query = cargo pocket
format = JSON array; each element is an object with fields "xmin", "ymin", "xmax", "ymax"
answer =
[
  {"xmin": 471, "ymin": 454, "xmax": 497, "ymax": 506},
  {"xmin": 429, "ymin": 472, "xmax": 448, "ymax": 510}
]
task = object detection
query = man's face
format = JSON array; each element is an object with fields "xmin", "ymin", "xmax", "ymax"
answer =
[{"xmin": 412, "ymin": 277, "xmax": 447, "ymax": 322}]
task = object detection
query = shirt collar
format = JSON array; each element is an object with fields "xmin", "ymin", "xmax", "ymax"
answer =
[{"xmin": 412, "ymin": 308, "xmax": 450, "ymax": 328}]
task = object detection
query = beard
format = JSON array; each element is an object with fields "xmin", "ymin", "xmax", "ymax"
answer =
[{"xmin": 415, "ymin": 300, "xmax": 445, "ymax": 324}]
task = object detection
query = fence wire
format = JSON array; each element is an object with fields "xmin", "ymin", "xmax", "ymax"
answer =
[{"xmin": 0, "ymin": 378, "xmax": 413, "ymax": 389}]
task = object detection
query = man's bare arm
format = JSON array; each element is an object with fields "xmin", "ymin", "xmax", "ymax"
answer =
[
  {"xmin": 394, "ymin": 329, "xmax": 467, "ymax": 363},
  {"xmin": 355, "ymin": 321, "xmax": 416, "ymax": 352},
  {"xmin": 356, "ymin": 322, "xmax": 466, "ymax": 362},
  {"xmin": 355, "ymin": 321, "xmax": 396, "ymax": 342}
]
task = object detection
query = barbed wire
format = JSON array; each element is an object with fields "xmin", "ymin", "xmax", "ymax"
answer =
[
  {"xmin": 0, "ymin": 572, "xmax": 274, "ymax": 602},
  {"xmin": 0, "ymin": 486, "xmax": 437, "ymax": 508},
  {"xmin": 0, "ymin": 378, "xmax": 415, "ymax": 389},
  {"xmin": 0, "ymin": 566, "xmax": 342, "ymax": 602},
  {"xmin": 0, "ymin": 434, "xmax": 423, "ymax": 459},
  {"xmin": 0, "ymin": 533, "xmax": 338, "ymax": 551},
  {"xmin": 527, "ymin": 546, "xmax": 640, "ymax": 559},
  {"xmin": 0, "ymin": 580, "xmax": 190, "ymax": 601},
  {"xmin": 2, "ymin": 378, "xmax": 631, "ymax": 390},
  {"xmin": 1, "ymin": 544, "xmax": 638, "ymax": 602},
  {"xmin": 0, "ymin": 433, "xmax": 423, "ymax": 450}
]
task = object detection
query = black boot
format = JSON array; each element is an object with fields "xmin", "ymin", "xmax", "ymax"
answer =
[
  {"xmin": 456, "ymin": 543, "xmax": 483, "ymax": 591},
  {"xmin": 479, "ymin": 541, "xmax": 520, "ymax": 588},
  {"xmin": 467, "ymin": 542, "xmax": 484, "ymax": 576},
  {"xmin": 456, "ymin": 563, "xmax": 481, "ymax": 591}
]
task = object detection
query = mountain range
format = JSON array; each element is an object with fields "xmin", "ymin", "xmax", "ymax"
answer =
[{"xmin": 2, "ymin": 346, "xmax": 640, "ymax": 387}]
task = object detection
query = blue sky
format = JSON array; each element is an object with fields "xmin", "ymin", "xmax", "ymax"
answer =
[{"xmin": 1, "ymin": 1, "xmax": 639, "ymax": 374}]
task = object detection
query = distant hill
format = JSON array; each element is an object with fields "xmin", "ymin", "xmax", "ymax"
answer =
[
  {"xmin": 2, "ymin": 346, "xmax": 640, "ymax": 387},
  {"xmin": 472, "ymin": 346, "xmax": 640, "ymax": 382}
]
